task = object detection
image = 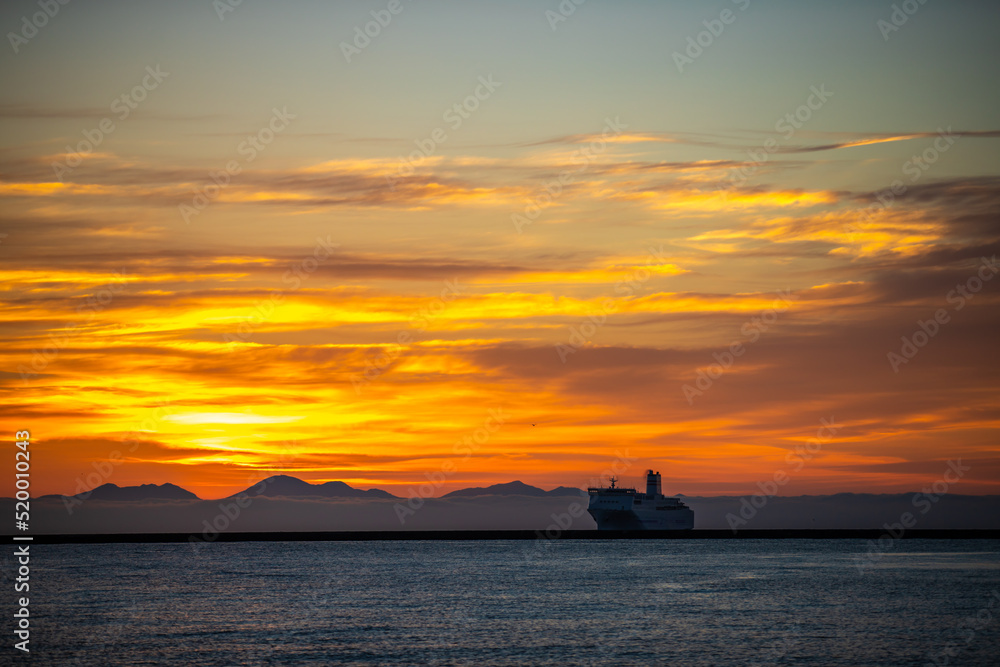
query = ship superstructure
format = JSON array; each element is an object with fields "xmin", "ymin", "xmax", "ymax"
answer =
[{"xmin": 587, "ymin": 470, "xmax": 694, "ymax": 530}]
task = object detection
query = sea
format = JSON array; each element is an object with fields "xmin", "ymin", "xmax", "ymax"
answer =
[{"xmin": 15, "ymin": 539, "xmax": 1000, "ymax": 666}]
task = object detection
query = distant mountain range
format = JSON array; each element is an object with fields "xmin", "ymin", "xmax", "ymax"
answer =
[
  {"xmin": 228, "ymin": 475, "xmax": 398, "ymax": 500},
  {"xmin": 40, "ymin": 483, "xmax": 197, "ymax": 502},
  {"xmin": 10, "ymin": 485, "xmax": 1000, "ymax": 533},
  {"xmin": 441, "ymin": 480, "xmax": 585, "ymax": 498},
  {"xmin": 33, "ymin": 476, "xmax": 586, "ymax": 502}
]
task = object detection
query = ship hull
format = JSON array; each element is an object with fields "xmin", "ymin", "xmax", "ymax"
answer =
[{"xmin": 587, "ymin": 507, "xmax": 694, "ymax": 530}]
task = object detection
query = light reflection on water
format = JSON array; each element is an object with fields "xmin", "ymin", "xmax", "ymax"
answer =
[{"xmin": 27, "ymin": 539, "xmax": 1000, "ymax": 666}]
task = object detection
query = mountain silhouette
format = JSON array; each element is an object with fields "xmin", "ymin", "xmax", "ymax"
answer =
[
  {"xmin": 30, "ymin": 477, "xmax": 586, "ymax": 503},
  {"xmin": 232, "ymin": 474, "xmax": 398, "ymax": 499},
  {"xmin": 442, "ymin": 480, "xmax": 584, "ymax": 498},
  {"xmin": 41, "ymin": 482, "xmax": 199, "ymax": 501}
]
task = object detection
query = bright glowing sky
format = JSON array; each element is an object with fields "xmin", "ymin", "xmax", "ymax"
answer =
[{"xmin": 2, "ymin": 0, "xmax": 998, "ymax": 500}]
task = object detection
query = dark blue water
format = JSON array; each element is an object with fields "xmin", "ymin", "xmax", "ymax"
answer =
[{"xmin": 13, "ymin": 540, "xmax": 1000, "ymax": 665}]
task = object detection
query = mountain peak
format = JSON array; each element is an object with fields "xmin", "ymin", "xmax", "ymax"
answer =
[
  {"xmin": 233, "ymin": 475, "xmax": 397, "ymax": 499},
  {"xmin": 72, "ymin": 482, "xmax": 199, "ymax": 501},
  {"xmin": 442, "ymin": 481, "xmax": 583, "ymax": 498}
]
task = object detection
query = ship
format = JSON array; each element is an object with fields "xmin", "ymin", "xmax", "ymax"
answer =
[{"xmin": 587, "ymin": 470, "xmax": 694, "ymax": 530}]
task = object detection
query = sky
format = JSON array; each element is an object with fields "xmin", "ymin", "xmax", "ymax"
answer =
[{"xmin": 1, "ymin": 0, "xmax": 998, "ymax": 501}]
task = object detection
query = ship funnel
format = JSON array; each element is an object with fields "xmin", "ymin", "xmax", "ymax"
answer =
[{"xmin": 645, "ymin": 470, "xmax": 661, "ymax": 497}]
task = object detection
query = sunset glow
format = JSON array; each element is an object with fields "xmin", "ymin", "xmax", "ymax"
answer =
[{"xmin": 2, "ymin": 0, "xmax": 998, "ymax": 502}]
